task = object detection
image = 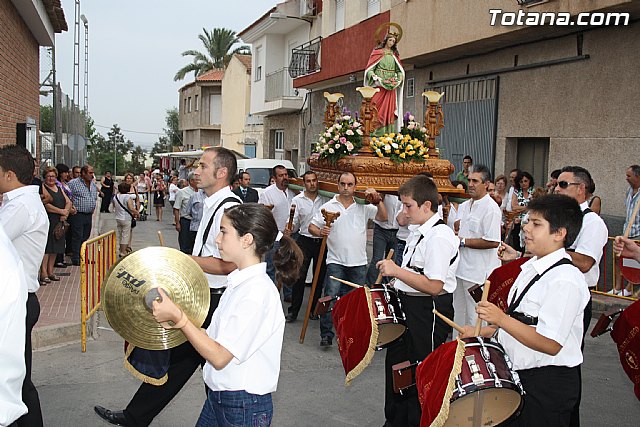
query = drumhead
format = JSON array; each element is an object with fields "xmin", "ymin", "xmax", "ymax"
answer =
[
  {"xmin": 377, "ymin": 323, "xmax": 406, "ymax": 348},
  {"xmin": 445, "ymin": 388, "xmax": 522, "ymax": 427}
]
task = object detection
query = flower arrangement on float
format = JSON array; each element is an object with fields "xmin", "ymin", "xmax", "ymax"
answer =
[
  {"xmin": 313, "ymin": 112, "xmax": 364, "ymax": 164},
  {"xmin": 370, "ymin": 112, "xmax": 435, "ymax": 163}
]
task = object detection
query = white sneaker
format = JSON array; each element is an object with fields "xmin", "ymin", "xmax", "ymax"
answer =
[
  {"xmin": 621, "ymin": 289, "xmax": 632, "ymax": 297},
  {"xmin": 607, "ymin": 289, "xmax": 621, "ymax": 295}
]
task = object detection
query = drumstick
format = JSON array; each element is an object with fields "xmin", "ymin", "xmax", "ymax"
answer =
[
  {"xmin": 433, "ymin": 309, "xmax": 465, "ymax": 334},
  {"xmin": 330, "ymin": 276, "xmax": 362, "ymax": 289},
  {"xmin": 374, "ymin": 249, "xmax": 395, "ymax": 285},
  {"xmin": 474, "ymin": 280, "xmax": 491, "ymax": 337},
  {"xmin": 623, "ymin": 199, "xmax": 640, "ymax": 239},
  {"xmin": 157, "ymin": 231, "xmax": 165, "ymax": 247}
]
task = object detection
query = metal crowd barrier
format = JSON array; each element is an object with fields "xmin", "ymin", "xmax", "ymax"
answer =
[
  {"xmin": 80, "ymin": 230, "xmax": 117, "ymax": 352},
  {"xmin": 593, "ymin": 236, "xmax": 638, "ymax": 301}
]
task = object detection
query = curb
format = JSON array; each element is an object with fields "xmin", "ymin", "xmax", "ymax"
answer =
[{"xmin": 33, "ymin": 322, "xmax": 81, "ymax": 351}]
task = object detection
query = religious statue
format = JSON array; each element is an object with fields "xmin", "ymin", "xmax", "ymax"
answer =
[{"xmin": 364, "ymin": 23, "xmax": 405, "ymax": 135}]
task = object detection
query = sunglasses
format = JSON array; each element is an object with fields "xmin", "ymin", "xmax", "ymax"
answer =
[{"xmin": 557, "ymin": 181, "xmax": 580, "ymax": 189}]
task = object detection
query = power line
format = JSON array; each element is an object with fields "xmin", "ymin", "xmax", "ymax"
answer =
[{"xmin": 94, "ymin": 123, "xmax": 164, "ymax": 135}]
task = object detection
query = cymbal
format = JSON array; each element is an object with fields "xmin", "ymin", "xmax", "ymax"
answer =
[{"xmin": 102, "ymin": 247, "xmax": 210, "ymax": 350}]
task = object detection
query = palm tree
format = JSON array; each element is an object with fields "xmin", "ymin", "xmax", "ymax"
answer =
[{"xmin": 174, "ymin": 28, "xmax": 250, "ymax": 81}]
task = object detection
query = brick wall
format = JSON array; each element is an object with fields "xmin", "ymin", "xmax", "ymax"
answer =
[{"xmin": 0, "ymin": 0, "xmax": 40, "ymax": 147}]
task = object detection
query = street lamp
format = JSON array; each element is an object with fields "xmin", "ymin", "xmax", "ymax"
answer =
[{"xmin": 269, "ymin": 11, "xmax": 312, "ymax": 24}]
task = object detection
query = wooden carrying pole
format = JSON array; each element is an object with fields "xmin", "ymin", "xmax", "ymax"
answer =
[
  {"xmin": 157, "ymin": 231, "xmax": 165, "ymax": 247},
  {"xmin": 300, "ymin": 209, "xmax": 340, "ymax": 344},
  {"xmin": 474, "ymin": 280, "xmax": 491, "ymax": 337}
]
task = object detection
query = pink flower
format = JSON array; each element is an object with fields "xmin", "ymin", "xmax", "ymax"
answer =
[{"xmin": 339, "ymin": 136, "xmax": 347, "ymax": 143}]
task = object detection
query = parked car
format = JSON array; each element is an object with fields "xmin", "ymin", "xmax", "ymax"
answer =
[{"xmin": 236, "ymin": 159, "xmax": 297, "ymax": 192}]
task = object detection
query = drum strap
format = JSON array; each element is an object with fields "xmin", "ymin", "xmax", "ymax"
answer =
[
  {"xmin": 567, "ymin": 208, "xmax": 592, "ymax": 253},
  {"xmin": 405, "ymin": 219, "xmax": 458, "ymax": 274},
  {"xmin": 506, "ymin": 258, "xmax": 573, "ymax": 317},
  {"xmin": 198, "ymin": 196, "xmax": 241, "ymax": 257}
]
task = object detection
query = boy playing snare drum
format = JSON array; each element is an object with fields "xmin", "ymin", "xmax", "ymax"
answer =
[
  {"xmin": 377, "ymin": 175, "xmax": 459, "ymax": 427},
  {"xmin": 461, "ymin": 194, "xmax": 590, "ymax": 426}
]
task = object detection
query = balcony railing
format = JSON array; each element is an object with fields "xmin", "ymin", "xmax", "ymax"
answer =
[
  {"xmin": 288, "ymin": 37, "xmax": 321, "ymax": 79},
  {"xmin": 265, "ymin": 68, "xmax": 298, "ymax": 102}
]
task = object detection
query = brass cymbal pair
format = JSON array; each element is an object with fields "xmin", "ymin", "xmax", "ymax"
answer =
[{"xmin": 102, "ymin": 247, "xmax": 210, "ymax": 350}]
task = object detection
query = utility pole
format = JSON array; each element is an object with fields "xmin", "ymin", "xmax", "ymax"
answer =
[{"xmin": 71, "ymin": 0, "xmax": 81, "ymax": 166}]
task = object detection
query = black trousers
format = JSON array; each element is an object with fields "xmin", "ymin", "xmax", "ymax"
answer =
[
  {"xmin": 69, "ymin": 212, "xmax": 93, "ymax": 263},
  {"xmin": 288, "ymin": 235, "xmax": 326, "ymax": 318},
  {"xmin": 124, "ymin": 291, "xmax": 222, "ymax": 426},
  {"xmin": 177, "ymin": 217, "xmax": 196, "ymax": 254},
  {"xmin": 568, "ymin": 295, "xmax": 593, "ymax": 427},
  {"xmin": 17, "ymin": 293, "xmax": 43, "ymax": 427},
  {"xmin": 384, "ymin": 292, "xmax": 453, "ymax": 427},
  {"xmin": 506, "ymin": 365, "xmax": 580, "ymax": 427}
]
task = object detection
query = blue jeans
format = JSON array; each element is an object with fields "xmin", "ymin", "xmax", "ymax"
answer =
[
  {"xmin": 366, "ymin": 224, "xmax": 398, "ymax": 284},
  {"xmin": 69, "ymin": 212, "xmax": 93, "ymax": 263},
  {"xmin": 395, "ymin": 239, "xmax": 407, "ymax": 267},
  {"xmin": 196, "ymin": 389, "xmax": 273, "ymax": 427},
  {"xmin": 320, "ymin": 263, "xmax": 367, "ymax": 339}
]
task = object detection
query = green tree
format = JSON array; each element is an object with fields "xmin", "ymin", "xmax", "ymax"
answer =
[
  {"xmin": 174, "ymin": 28, "xmax": 250, "ymax": 81},
  {"xmin": 164, "ymin": 108, "xmax": 181, "ymax": 146},
  {"xmin": 40, "ymin": 105, "xmax": 54, "ymax": 133},
  {"xmin": 128, "ymin": 145, "xmax": 147, "ymax": 175},
  {"xmin": 150, "ymin": 136, "xmax": 171, "ymax": 158},
  {"xmin": 87, "ymin": 124, "xmax": 134, "ymax": 176}
]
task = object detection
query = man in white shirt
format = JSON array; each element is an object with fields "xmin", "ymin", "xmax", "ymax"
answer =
[
  {"xmin": 505, "ymin": 168, "xmax": 520, "ymax": 213},
  {"xmin": 366, "ymin": 194, "xmax": 401, "ymax": 284},
  {"xmin": 0, "ymin": 223, "xmax": 28, "ymax": 426},
  {"xmin": 285, "ymin": 171, "xmax": 330, "ymax": 322},
  {"xmin": 309, "ymin": 172, "xmax": 386, "ymax": 347},
  {"xmin": 376, "ymin": 175, "xmax": 459, "ymax": 427},
  {"xmin": 454, "ymin": 164, "xmax": 502, "ymax": 330},
  {"xmin": 173, "ymin": 172, "xmax": 197, "ymax": 254},
  {"xmin": 0, "ymin": 145, "xmax": 48, "ymax": 426},
  {"xmin": 259, "ymin": 165, "xmax": 296, "ymax": 297},
  {"xmin": 94, "ymin": 147, "xmax": 241, "ymax": 426}
]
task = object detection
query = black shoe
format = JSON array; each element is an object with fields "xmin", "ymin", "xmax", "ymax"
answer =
[
  {"xmin": 320, "ymin": 337, "xmax": 332, "ymax": 347},
  {"xmin": 309, "ymin": 313, "xmax": 319, "ymax": 321},
  {"xmin": 94, "ymin": 406, "xmax": 130, "ymax": 426},
  {"xmin": 285, "ymin": 314, "xmax": 297, "ymax": 323},
  {"xmin": 55, "ymin": 262, "xmax": 67, "ymax": 268},
  {"xmin": 72, "ymin": 261, "xmax": 81, "ymax": 266}
]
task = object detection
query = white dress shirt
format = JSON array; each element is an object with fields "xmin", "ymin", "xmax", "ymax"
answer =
[
  {"xmin": 570, "ymin": 201, "xmax": 608, "ymax": 286},
  {"xmin": 192, "ymin": 187, "xmax": 241, "ymax": 288},
  {"xmin": 394, "ymin": 214, "xmax": 459, "ymax": 294},
  {"xmin": 291, "ymin": 192, "xmax": 329, "ymax": 238},
  {"xmin": 258, "ymin": 184, "xmax": 296, "ymax": 231},
  {"xmin": 0, "ymin": 185, "xmax": 49, "ymax": 292},
  {"xmin": 456, "ymin": 194, "xmax": 502, "ymax": 284},
  {"xmin": 373, "ymin": 195, "xmax": 400, "ymax": 230},
  {"xmin": 498, "ymin": 249, "xmax": 589, "ymax": 370},
  {"xmin": 203, "ymin": 263, "xmax": 285, "ymax": 395},
  {"xmin": 311, "ymin": 196, "xmax": 377, "ymax": 266},
  {"xmin": 0, "ymin": 224, "xmax": 28, "ymax": 425}
]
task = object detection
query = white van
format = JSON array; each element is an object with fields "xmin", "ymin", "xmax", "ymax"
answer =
[{"xmin": 236, "ymin": 159, "xmax": 297, "ymax": 190}]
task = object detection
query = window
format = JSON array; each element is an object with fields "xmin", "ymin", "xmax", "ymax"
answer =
[
  {"xmin": 255, "ymin": 46, "xmax": 262, "ymax": 81},
  {"xmin": 367, "ymin": 0, "xmax": 380, "ymax": 18},
  {"xmin": 195, "ymin": 95, "xmax": 199, "ymax": 111},
  {"xmin": 335, "ymin": 0, "xmax": 344, "ymax": 32},
  {"xmin": 184, "ymin": 98, "xmax": 187, "ymax": 113},
  {"xmin": 188, "ymin": 97, "xmax": 192, "ymax": 113},
  {"xmin": 210, "ymin": 94, "xmax": 221, "ymax": 125},
  {"xmin": 406, "ymin": 77, "xmax": 415, "ymax": 98},
  {"xmin": 274, "ymin": 130, "xmax": 284, "ymax": 160}
]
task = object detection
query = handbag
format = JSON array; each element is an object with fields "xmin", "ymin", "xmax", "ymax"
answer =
[
  {"xmin": 54, "ymin": 220, "xmax": 69, "ymax": 240},
  {"xmin": 116, "ymin": 195, "xmax": 137, "ymax": 228}
]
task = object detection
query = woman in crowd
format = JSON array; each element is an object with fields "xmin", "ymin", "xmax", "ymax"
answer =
[
  {"xmin": 40, "ymin": 167, "xmax": 72, "ymax": 284},
  {"xmin": 100, "ymin": 171, "xmax": 114, "ymax": 213},
  {"xmin": 112, "ymin": 182, "xmax": 139, "ymax": 257},
  {"xmin": 153, "ymin": 174, "xmax": 167, "ymax": 221},
  {"xmin": 54, "ymin": 163, "xmax": 75, "ymax": 268},
  {"xmin": 123, "ymin": 173, "xmax": 140, "ymax": 253},
  {"xmin": 586, "ymin": 180, "xmax": 602, "ymax": 215},
  {"xmin": 494, "ymin": 174, "xmax": 509, "ymax": 212},
  {"xmin": 152, "ymin": 203, "xmax": 302, "ymax": 426},
  {"xmin": 510, "ymin": 171, "xmax": 534, "ymax": 251},
  {"xmin": 168, "ymin": 176, "xmax": 179, "ymax": 209}
]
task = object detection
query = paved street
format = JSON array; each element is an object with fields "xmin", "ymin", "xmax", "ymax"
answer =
[{"xmin": 32, "ymin": 206, "xmax": 640, "ymax": 426}]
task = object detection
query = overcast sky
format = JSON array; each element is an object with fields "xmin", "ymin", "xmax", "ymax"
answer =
[{"xmin": 49, "ymin": 0, "xmax": 269, "ymax": 149}]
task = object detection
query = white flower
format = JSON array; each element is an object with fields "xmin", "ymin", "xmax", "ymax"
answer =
[
  {"xmin": 324, "ymin": 131, "xmax": 332, "ymax": 138},
  {"xmin": 356, "ymin": 129, "xmax": 363, "ymax": 135},
  {"xmin": 329, "ymin": 148, "xmax": 335, "ymax": 154},
  {"xmin": 333, "ymin": 135, "xmax": 339, "ymax": 141},
  {"xmin": 324, "ymin": 144, "xmax": 329, "ymax": 150},
  {"xmin": 334, "ymin": 143, "xmax": 341, "ymax": 149},
  {"xmin": 407, "ymin": 124, "xmax": 415, "ymax": 130},
  {"xmin": 342, "ymin": 115, "xmax": 351, "ymax": 121},
  {"xmin": 354, "ymin": 122, "xmax": 361, "ymax": 127},
  {"xmin": 421, "ymin": 127, "xmax": 427, "ymax": 133},
  {"xmin": 384, "ymin": 144, "xmax": 391, "ymax": 151},
  {"xmin": 346, "ymin": 142, "xmax": 354, "ymax": 151},
  {"xmin": 346, "ymin": 129, "xmax": 354, "ymax": 136},
  {"xmin": 409, "ymin": 115, "xmax": 415, "ymax": 121},
  {"xmin": 391, "ymin": 142, "xmax": 398, "ymax": 149}
]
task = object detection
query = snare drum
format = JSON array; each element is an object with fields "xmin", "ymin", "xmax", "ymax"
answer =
[
  {"xmin": 369, "ymin": 284, "xmax": 407, "ymax": 348},
  {"xmin": 446, "ymin": 337, "xmax": 524, "ymax": 426}
]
